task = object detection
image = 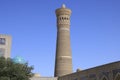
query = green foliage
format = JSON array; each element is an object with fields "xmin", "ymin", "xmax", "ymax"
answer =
[{"xmin": 0, "ymin": 57, "xmax": 34, "ymax": 80}]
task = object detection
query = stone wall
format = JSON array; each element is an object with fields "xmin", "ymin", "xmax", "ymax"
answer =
[
  {"xmin": 30, "ymin": 77, "xmax": 58, "ymax": 80},
  {"xmin": 58, "ymin": 61, "xmax": 120, "ymax": 80}
]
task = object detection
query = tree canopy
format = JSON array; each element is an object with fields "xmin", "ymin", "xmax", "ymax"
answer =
[{"xmin": 0, "ymin": 57, "xmax": 33, "ymax": 80}]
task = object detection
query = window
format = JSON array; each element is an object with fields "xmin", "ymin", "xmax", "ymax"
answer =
[
  {"xmin": 103, "ymin": 77, "xmax": 107, "ymax": 80},
  {"xmin": 115, "ymin": 73, "xmax": 120, "ymax": 80},
  {"xmin": 0, "ymin": 48, "xmax": 5, "ymax": 57},
  {"xmin": 0, "ymin": 38, "xmax": 6, "ymax": 45}
]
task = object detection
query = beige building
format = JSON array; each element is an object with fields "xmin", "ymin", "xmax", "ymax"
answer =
[
  {"xmin": 31, "ymin": 61, "xmax": 120, "ymax": 80},
  {"xmin": 0, "ymin": 34, "xmax": 11, "ymax": 58},
  {"xmin": 58, "ymin": 61, "xmax": 120, "ymax": 80},
  {"xmin": 30, "ymin": 77, "xmax": 57, "ymax": 80}
]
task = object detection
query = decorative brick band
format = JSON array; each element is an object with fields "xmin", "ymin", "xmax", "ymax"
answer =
[{"xmin": 58, "ymin": 28, "xmax": 70, "ymax": 31}]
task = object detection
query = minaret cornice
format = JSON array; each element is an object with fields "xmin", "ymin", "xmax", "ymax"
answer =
[{"xmin": 55, "ymin": 4, "xmax": 71, "ymax": 16}]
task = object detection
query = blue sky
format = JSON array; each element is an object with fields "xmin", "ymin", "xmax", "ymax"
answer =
[{"xmin": 0, "ymin": 0, "xmax": 120, "ymax": 77}]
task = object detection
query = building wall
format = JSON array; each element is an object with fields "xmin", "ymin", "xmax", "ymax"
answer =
[
  {"xmin": 30, "ymin": 77, "xmax": 58, "ymax": 80},
  {"xmin": 58, "ymin": 61, "xmax": 120, "ymax": 80},
  {"xmin": 0, "ymin": 34, "xmax": 11, "ymax": 58}
]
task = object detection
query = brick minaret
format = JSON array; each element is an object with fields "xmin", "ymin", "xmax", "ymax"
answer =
[{"xmin": 54, "ymin": 4, "xmax": 73, "ymax": 77}]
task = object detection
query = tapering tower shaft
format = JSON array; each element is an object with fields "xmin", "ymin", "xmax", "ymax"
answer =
[{"xmin": 54, "ymin": 4, "xmax": 73, "ymax": 77}]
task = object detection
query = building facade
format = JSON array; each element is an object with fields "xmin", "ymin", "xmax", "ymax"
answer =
[
  {"xmin": 58, "ymin": 61, "xmax": 120, "ymax": 80},
  {"xmin": 30, "ymin": 77, "xmax": 57, "ymax": 80},
  {"xmin": 0, "ymin": 34, "xmax": 11, "ymax": 58}
]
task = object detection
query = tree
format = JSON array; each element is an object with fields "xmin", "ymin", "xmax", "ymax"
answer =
[{"xmin": 0, "ymin": 57, "xmax": 34, "ymax": 80}]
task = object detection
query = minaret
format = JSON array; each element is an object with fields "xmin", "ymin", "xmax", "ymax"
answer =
[{"xmin": 54, "ymin": 4, "xmax": 73, "ymax": 77}]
